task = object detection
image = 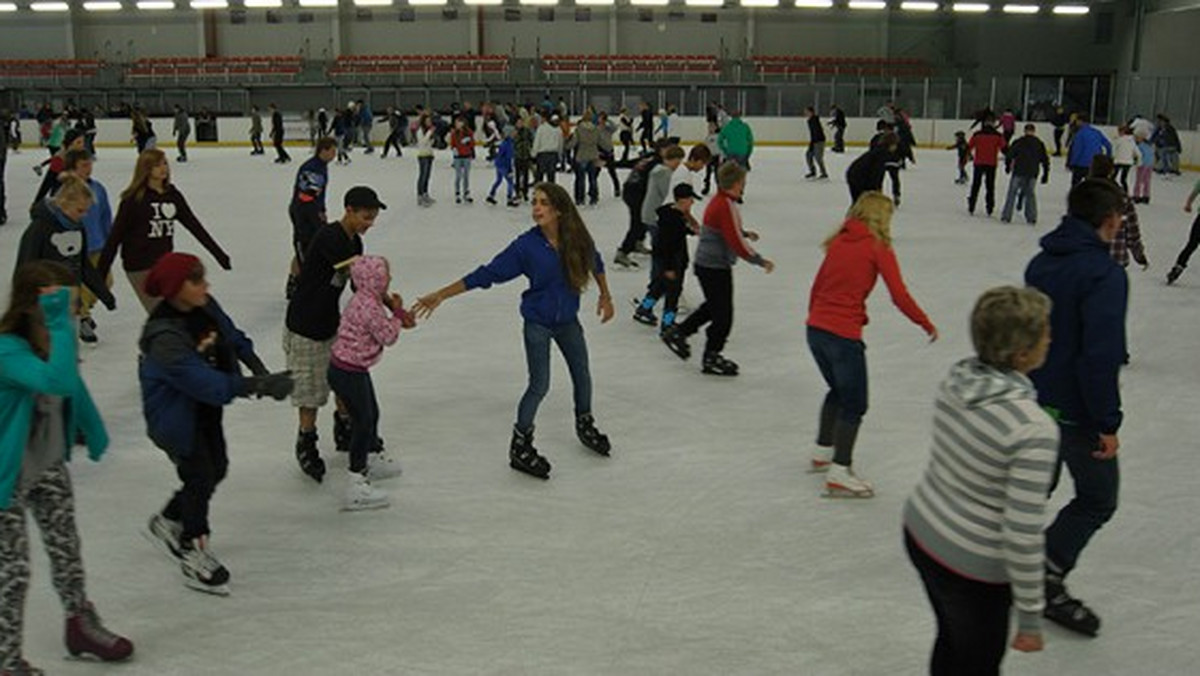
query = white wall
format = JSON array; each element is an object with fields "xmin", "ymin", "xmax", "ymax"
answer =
[
  {"xmin": 74, "ymin": 13, "xmax": 203, "ymax": 61},
  {"xmin": 345, "ymin": 8, "xmax": 471, "ymax": 56},
  {"xmin": 216, "ymin": 10, "xmax": 335, "ymax": 59},
  {"xmin": 0, "ymin": 16, "xmax": 73, "ymax": 60},
  {"xmin": 1124, "ymin": 8, "xmax": 1200, "ymax": 77}
]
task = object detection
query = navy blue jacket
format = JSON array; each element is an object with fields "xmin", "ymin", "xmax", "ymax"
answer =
[
  {"xmin": 139, "ymin": 296, "xmax": 262, "ymax": 457},
  {"xmin": 463, "ymin": 226, "xmax": 605, "ymax": 327},
  {"xmin": 1025, "ymin": 216, "xmax": 1126, "ymax": 434}
]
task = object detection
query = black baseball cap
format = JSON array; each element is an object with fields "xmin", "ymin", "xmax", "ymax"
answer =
[
  {"xmin": 673, "ymin": 183, "xmax": 698, "ymax": 201},
  {"xmin": 344, "ymin": 186, "xmax": 387, "ymax": 210}
]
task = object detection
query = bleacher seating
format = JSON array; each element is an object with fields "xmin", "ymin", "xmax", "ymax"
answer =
[
  {"xmin": 751, "ymin": 55, "xmax": 932, "ymax": 79},
  {"xmin": 542, "ymin": 54, "xmax": 720, "ymax": 80},
  {"xmin": 125, "ymin": 56, "xmax": 302, "ymax": 84},
  {"xmin": 0, "ymin": 59, "xmax": 102, "ymax": 84},
  {"xmin": 328, "ymin": 55, "xmax": 510, "ymax": 82}
]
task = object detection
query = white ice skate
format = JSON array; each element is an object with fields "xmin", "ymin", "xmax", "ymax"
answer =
[
  {"xmin": 143, "ymin": 513, "xmax": 183, "ymax": 562},
  {"xmin": 179, "ymin": 538, "xmax": 231, "ymax": 596},
  {"xmin": 367, "ymin": 450, "xmax": 402, "ymax": 481},
  {"xmin": 343, "ymin": 470, "xmax": 390, "ymax": 511},
  {"xmin": 823, "ymin": 464, "xmax": 875, "ymax": 499},
  {"xmin": 808, "ymin": 446, "xmax": 834, "ymax": 473}
]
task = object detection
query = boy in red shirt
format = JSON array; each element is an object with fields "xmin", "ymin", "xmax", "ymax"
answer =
[{"xmin": 968, "ymin": 122, "xmax": 1008, "ymax": 216}]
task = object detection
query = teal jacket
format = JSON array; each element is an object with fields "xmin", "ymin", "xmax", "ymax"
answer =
[
  {"xmin": 717, "ymin": 117, "xmax": 754, "ymax": 158},
  {"xmin": 0, "ymin": 289, "xmax": 108, "ymax": 509}
]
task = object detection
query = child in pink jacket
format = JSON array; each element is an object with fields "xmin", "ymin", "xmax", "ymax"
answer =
[{"xmin": 326, "ymin": 255, "xmax": 414, "ymax": 511}]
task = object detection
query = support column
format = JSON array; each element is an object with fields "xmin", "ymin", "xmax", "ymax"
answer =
[
  {"xmin": 331, "ymin": 8, "xmax": 343, "ymax": 58},
  {"xmin": 470, "ymin": 8, "xmax": 482, "ymax": 55},
  {"xmin": 745, "ymin": 11, "xmax": 755, "ymax": 58},
  {"xmin": 609, "ymin": 8, "xmax": 618, "ymax": 56}
]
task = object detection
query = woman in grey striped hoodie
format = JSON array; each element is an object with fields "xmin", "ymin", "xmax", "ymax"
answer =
[{"xmin": 903, "ymin": 286, "xmax": 1058, "ymax": 676}]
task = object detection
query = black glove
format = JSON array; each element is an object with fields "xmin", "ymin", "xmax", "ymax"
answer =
[
  {"xmin": 241, "ymin": 371, "xmax": 294, "ymax": 401},
  {"xmin": 242, "ymin": 352, "xmax": 270, "ymax": 377}
]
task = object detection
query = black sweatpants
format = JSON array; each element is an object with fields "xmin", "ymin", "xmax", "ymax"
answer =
[
  {"xmin": 515, "ymin": 157, "xmax": 532, "ymax": 199},
  {"xmin": 534, "ymin": 152, "xmax": 557, "ymax": 185},
  {"xmin": 969, "ymin": 165, "xmax": 998, "ymax": 214},
  {"xmin": 618, "ymin": 189, "xmax": 647, "ymax": 254},
  {"xmin": 382, "ymin": 131, "xmax": 403, "ymax": 158},
  {"xmin": 1174, "ymin": 212, "xmax": 1200, "ymax": 269},
  {"xmin": 675, "ymin": 265, "xmax": 733, "ymax": 356},
  {"xmin": 162, "ymin": 419, "xmax": 229, "ymax": 543},
  {"xmin": 273, "ymin": 132, "xmax": 291, "ymax": 162},
  {"xmin": 906, "ymin": 530, "xmax": 1012, "ymax": 676}
]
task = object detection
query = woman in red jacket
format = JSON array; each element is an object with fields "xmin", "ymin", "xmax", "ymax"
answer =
[{"xmin": 806, "ymin": 192, "xmax": 938, "ymax": 497}]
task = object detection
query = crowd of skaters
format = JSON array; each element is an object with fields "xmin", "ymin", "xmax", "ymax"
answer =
[{"xmin": 0, "ymin": 90, "xmax": 1195, "ymax": 676}]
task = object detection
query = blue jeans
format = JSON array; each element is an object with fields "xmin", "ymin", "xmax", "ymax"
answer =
[
  {"xmin": 326, "ymin": 365, "xmax": 380, "ymax": 474},
  {"xmin": 417, "ymin": 156, "xmax": 433, "ymax": 197},
  {"xmin": 490, "ymin": 165, "xmax": 514, "ymax": 200},
  {"xmin": 807, "ymin": 326, "xmax": 868, "ymax": 429},
  {"xmin": 573, "ymin": 160, "xmax": 599, "ymax": 203},
  {"xmin": 726, "ymin": 153, "xmax": 749, "ymax": 170},
  {"xmin": 517, "ymin": 320, "xmax": 592, "ymax": 432},
  {"xmin": 1000, "ymin": 175, "xmax": 1038, "ymax": 224},
  {"xmin": 453, "ymin": 157, "xmax": 472, "ymax": 197},
  {"xmin": 1044, "ymin": 424, "xmax": 1120, "ymax": 576}
]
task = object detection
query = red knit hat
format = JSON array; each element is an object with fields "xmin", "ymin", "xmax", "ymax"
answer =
[{"xmin": 144, "ymin": 252, "xmax": 202, "ymax": 299}]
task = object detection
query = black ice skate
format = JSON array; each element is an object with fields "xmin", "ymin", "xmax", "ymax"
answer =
[
  {"xmin": 633, "ymin": 304, "xmax": 658, "ymax": 326},
  {"xmin": 179, "ymin": 538, "xmax": 231, "ymax": 596},
  {"xmin": 1167, "ymin": 265, "xmax": 1184, "ymax": 285},
  {"xmin": 1044, "ymin": 581, "xmax": 1101, "ymax": 637},
  {"xmin": 295, "ymin": 430, "xmax": 326, "ymax": 483},
  {"xmin": 575, "ymin": 414, "xmax": 611, "ymax": 456},
  {"xmin": 510, "ymin": 426, "xmax": 551, "ymax": 480},
  {"xmin": 144, "ymin": 513, "xmax": 183, "ymax": 562},
  {"xmin": 702, "ymin": 352, "xmax": 739, "ymax": 376},
  {"xmin": 660, "ymin": 325, "xmax": 691, "ymax": 361}
]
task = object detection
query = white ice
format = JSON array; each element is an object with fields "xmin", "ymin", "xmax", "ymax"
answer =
[{"xmin": 1, "ymin": 142, "xmax": 1197, "ymax": 675}]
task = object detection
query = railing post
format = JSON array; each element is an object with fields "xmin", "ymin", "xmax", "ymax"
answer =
[
  {"xmin": 989, "ymin": 77, "xmax": 996, "ymax": 110},
  {"xmin": 1089, "ymin": 76, "xmax": 1098, "ymax": 121},
  {"xmin": 923, "ymin": 77, "xmax": 929, "ymax": 118},
  {"xmin": 956, "ymin": 77, "xmax": 962, "ymax": 119}
]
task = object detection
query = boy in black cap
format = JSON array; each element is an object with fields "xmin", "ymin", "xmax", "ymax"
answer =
[
  {"xmin": 284, "ymin": 186, "xmax": 386, "ymax": 482},
  {"xmin": 633, "ymin": 182, "xmax": 698, "ymax": 334}
]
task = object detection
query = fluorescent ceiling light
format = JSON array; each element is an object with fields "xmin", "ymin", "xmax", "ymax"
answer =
[
  {"xmin": 137, "ymin": 0, "xmax": 176, "ymax": 7},
  {"xmin": 408, "ymin": 0, "xmax": 447, "ymax": 5},
  {"xmin": 1002, "ymin": 3, "xmax": 1039, "ymax": 12},
  {"xmin": 298, "ymin": 0, "xmax": 338, "ymax": 5},
  {"xmin": 463, "ymin": 0, "xmax": 501, "ymax": 4},
  {"xmin": 0, "ymin": 1, "xmax": 18, "ymax": 9},
  {"xmin": 629, "ymin": 0, "xmax": 669, "ymax": 5},
  {"xmin": 794, "ymin": 0, "xmax": 833, "ymax": 6},
  {"xmin": 518, "ymin": 0, "xmax": 558, "ymax": 5},
  {"xmin": 901, "ymin": 0, "xmax": 938, "ymax": 9},
  {"xmin": 245, "ymin": 0, "xmax": 282, "ymax": 6},
  {"xmin": 952, "ymin": 1, "xmax": 988, "ymax": 10},
  {"xmin": 190, "ymin": 0, "xmax": 228, "ymax": 7},
  {"xmin": 354, "ymin": 0, "xmax": 392, "ymax": 4},
  {"xmin": 741, "ymin": 0, "xmax": 779, "ymax": 6},
  {"xmin": 848, "ymin": 0, "xmax": 887, "ymax": 8},
  {"xmin": 31, "ymin": 1, "xmax": 71, "ymax": 10},
  {"xmin": 577, "ymin": 0, "xmax": 616, "ymax": 5},
  {"xmin": 84, "ymin": 1, "xmax": 123, "ymax": 9},
  {"xmin": 1052, "ymin": 4, "xmax": 1087, "ymax": 13},
  {"xmin": 685, "ymin": 0, "xmax": 724, "ymax": 6}
]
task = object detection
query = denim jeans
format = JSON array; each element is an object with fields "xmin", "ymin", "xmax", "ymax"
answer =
[
  {"xmin": 805, "ymin": 141, "xmax": 826, "ymax": 176},
  {"xmin": 807, "ymin": 326, "xmax": 868, "ymax": 430},
  {"xmin": 906, "ymin": 530, "xmax": 1012, "ymax": 676},
  {"xmin": 574, "ymin": 160, "xmax": 599, "ymax": 204},
  {"xmin": 1000, "ymin": 174, "xmax": 1038, "ymax": 224},
  {"xmin": 490, "ymin": 166, "xmax": 515, "ymax": 200},
  {"xmin": 517, "ymin": 320, "xmax": 593, "ymax": 432},
  {"xmin": 1044, "ymin": 423, "xmax": 1120, "ymax": 576},
  {"xmin": 417, "ymin": 156, "xmax": 433, "ymax": 197},
  {"xmin": 453, "ymin": 157, "xmax": 472, "ymax": 197},
  {"xmin": 327, "ymin": 364, "xmax": 380, "ymax": 474}
]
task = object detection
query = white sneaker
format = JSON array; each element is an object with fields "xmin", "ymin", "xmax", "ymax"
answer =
[
  {"xmin": 809, "ymin": 446, "xmax": 834, "ymax": 473},
  {"xmin": 367, "ymin": 450, "xmax": 402, "ymax": 481},
  {"xmin": 824, "ymin": 463, "xmax": 875, "ymax": 498},
  {"xmin": 343, "ymin": 470, "xmax": 390, "ymax": 511}
]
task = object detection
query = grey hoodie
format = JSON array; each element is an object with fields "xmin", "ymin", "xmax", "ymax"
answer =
[{"xmin": 903, "ymin": 357, "xmax": 1059, "ymax": 634}]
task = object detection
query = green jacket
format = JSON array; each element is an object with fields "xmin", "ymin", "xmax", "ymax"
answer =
[
  {"xmin": 718, "ymin": 118, "xmax": 754, "ymax": 158},
  {"xmin": 0, "ymin": 289, "xmax": 108, "ymax": 509}
]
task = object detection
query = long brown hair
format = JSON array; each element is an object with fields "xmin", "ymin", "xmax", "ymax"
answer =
[
  {"xmin": 121, "ymin": 148, "xmax": 169, "ymax": 202},
  {"xmin": 534, "ymin": 182, "xmax": 595, "ymax": 294},
  {"xmin": 0, "ymin": 260, "xmax": 75, "ymax": 358}
]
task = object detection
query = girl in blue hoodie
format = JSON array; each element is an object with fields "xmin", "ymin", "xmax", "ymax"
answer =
[
  {"xmin": 413, "ymin": 182, "xmax": 615, "ymax": 480},
  {"xmin": 486, "ymin": 129, "xmax": 518, "ymax": 207},
  {"xmin": 0, "ymin": 261, "xmax": 133, "ymax": 673}
]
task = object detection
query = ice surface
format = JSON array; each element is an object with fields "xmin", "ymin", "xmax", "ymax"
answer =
[{"xmin": 0, "ymin": 143, "xmax": 1197, "ymax": 675}]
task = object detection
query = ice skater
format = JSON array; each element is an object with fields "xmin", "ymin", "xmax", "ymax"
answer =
[
  {"xmin": 1165, "ymin": 176, "xmax": 1200, "ymax": 285},
  {"xmin": 904, "ymin": 285, "xmax": 1057, "ymax": 675},
  {"xmin": 486, "ymin": 128, "xmax": 519, "ymax": 207},
  {"xmin": 968, "ymin": 121, "xmax": 1007, "ymax": 216},
  {"xmin": 947, "ymin": 131, "xmax": 970, "ymax": 184},
  {"xmin": 803, "ymin": 106, "xmax": 828, "ymax": 180},
  {"xmin": 0, "ymin": 261, "xmax": 134, "ymax": 673},
  {"xmin": 805, "ymin": 192, "xmax": 937, "ymax": 497},
  {"xmin": 1000, "ymin": 124, "xmax": 1050, "ymax": 225},
  {"xmin": 413, "ymin": 182, "xmax": 615, "ymax": 480},
  {"xmin": 141, "ymin": 253, "xmax": 293, "ymax": 596}
]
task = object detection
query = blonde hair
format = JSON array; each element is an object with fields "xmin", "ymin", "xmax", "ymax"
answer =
[
  {"xmin": 54, "ymin": 174, "xmax": 94, "ymax": 208},
  {"xmin": 825, "ymin": 191, "xmax": 894, "ymax": 249},
  {"xmin": 971, "ymin": 286, "xmax": 1052, "ymax": 369}
]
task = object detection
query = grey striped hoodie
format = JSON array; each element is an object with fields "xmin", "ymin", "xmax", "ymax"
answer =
[{"xmin": 903, "ymin": 357, "xmax": 1059, "ymax": 633}]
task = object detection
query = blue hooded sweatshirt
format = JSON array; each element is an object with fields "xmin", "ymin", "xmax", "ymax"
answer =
[
  {"xmin": 1025, "ymin": 215, "xmax": 1126, "ymax": 435},
  {"xmin": 493, "ymin": 136, "xmax": 515, "ymax": 173},
  {"xmin": 1066, "ymin": 124, "xmax": 1112, "ymax": 171},
  {"xmin": 463, "ymin": 226, "xmax": 605, "ymax": 327}
]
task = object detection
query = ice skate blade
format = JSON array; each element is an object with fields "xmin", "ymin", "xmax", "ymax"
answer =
[
  {"xmin": 183, "ymin": 578, "xmax": 231, "ymax": 596},
  {"xmin": 822, "ymin": 486, "xmax": 875, "ymax": 499},
  {"xmin": 510, "ymin": 461, "xmax": 551, "ymax": 480},
  {"xmin": 341, "ymin": 500, "xmax": 391, "ymax": 512}
]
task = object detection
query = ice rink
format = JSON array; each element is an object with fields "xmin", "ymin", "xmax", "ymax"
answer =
[{"xmin": 0, "ymin": 140, "xmax": 1196, "ymax": 675}]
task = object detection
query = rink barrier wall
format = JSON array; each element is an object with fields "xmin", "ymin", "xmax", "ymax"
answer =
[{"xmin": 17, "ymin": 116, "xmax": 1200, "ymax": 171}]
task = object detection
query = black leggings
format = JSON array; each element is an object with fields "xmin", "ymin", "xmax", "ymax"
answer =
[
  {"xmin": 906, "ymin": 530, "xmax": 1012, "ymax": 676},
  {"xmin": 1174, "ymin": 212, "xmax": 1200, "ymax": 269},
  {"xmin": 618, "ymin": 191, "xmax": 647, "ymax": 254},
  {"xmin": 675, "ymin": 265, "xmax": 733, "ymax": 356},
  {"xmin": 969, "ymin": 165, "xmax": 997, "ymax": 213}
]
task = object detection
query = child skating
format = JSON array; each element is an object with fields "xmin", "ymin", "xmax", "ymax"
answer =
[
  {"xmin": 486, "ymin": 129, "xmax": 519, "ymax": 207},
  {"xmin": 1166, "ymin": 177, "xmax": 1200, "ymax": 285}
]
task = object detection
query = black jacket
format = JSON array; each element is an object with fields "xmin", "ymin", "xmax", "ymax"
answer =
[
  {"xmin": 807, "ymin": 116, "xmax": 826, "ymax": 144},
  {"xmin": 653, "ymin": 204, "xmax": 693, "ymax": 269},
  {"xmin": 846, "ymin": 145, "xmax": 897, "ymax": 194},
  {"xmin": 1006, "ymin": 135, "xmax": 1050, "ymax": 180},
  {"xmin": 17, "ymin": 199, "xmax": 115, "ymax": 310}
]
